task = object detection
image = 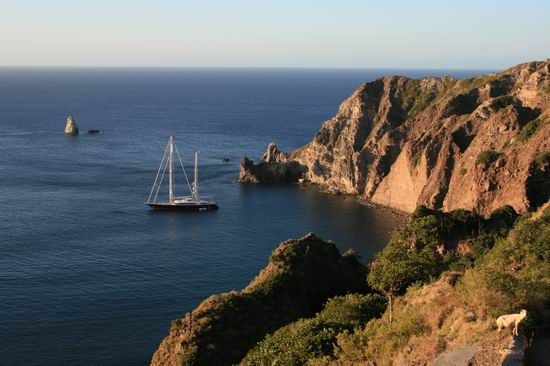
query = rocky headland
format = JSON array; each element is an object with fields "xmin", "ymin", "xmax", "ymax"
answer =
[
  {"xmin": 240, "ymin": 60, "xmax": 550, "ymax": 216},
  {"xmin": 151, "ymin": 234, "xmax": 368, "ymax": 366}
]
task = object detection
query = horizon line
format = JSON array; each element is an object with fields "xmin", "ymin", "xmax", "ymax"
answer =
[{"xmin": 0, "ymin": 65, "xmax": 499, "ymax": 72}]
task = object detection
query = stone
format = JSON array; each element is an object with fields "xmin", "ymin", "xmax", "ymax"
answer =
[
  {"xmin": 87, "ymin": 129, "xmax": 100, "ymax": 134},
  {"xmin": 64, "ymin": 115, "xmax": 79, "ymax": 135}
]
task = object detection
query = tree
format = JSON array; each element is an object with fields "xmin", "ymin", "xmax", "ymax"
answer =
[{"xmin": 368, "ymin": 239, "xmax": 438, "ymax": 323}]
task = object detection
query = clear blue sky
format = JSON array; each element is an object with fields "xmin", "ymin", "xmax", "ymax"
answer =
[{"xmin": 0, "ymin": 0, "xmax": 549, "ymax": 69}]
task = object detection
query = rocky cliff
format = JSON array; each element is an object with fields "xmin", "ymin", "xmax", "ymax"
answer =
[
  {"xmin": 240, "ymin": 60, "xmax": 550, "ymax": 215},
  {"xmin": 151, "ymin": 234, "xmax": 368, "ymax": 366}
]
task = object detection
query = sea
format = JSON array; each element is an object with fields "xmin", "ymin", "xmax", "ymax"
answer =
[{"xmin": 0, "ymin": 67, "xmax": 489, "ymax": 366}]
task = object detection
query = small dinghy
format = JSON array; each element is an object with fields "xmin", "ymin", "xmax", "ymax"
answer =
[{"xmin": 146, "ymin": 136, "xmax": 218, "ymax": 211}]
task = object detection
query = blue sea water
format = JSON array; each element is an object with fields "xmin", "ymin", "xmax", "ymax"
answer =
[{"xmin": 0, "ymin": 67, "xmax": 489, "ymax": 366}]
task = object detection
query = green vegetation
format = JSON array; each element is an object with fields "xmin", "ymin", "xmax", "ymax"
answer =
[
  {"xmin": 335, "ymin": 305, "xmax": 430, "ymax": 365},
  {"xmin": 163, "ymin": 234, "xmax": 370, "ymax": 366},
  {"xmin": 401, "ymin": 79, "xmax": 436, "ymax": 118},
  {"xmin": 458, "ymin": 208, "xmax": 550, "ymax": 319},
  {"xmin": 401, "ymin": 78, "xmax": 457, "ymax": 119},
  {"xmin": 411, "ymin": 151, "xmax": 422, "ymax": 168},
  {"xmin": 517, "ymin": 117, "xmax": 548, "ymax": 143},
  {"xmin": 170, "ymin": 203, "xmax": 550, "ymax": 365},
  {"xmin": 490, "ymin": 95, "xmax": 517, "ymax": 111},
  {"xmin": 475, "ymin": 149, "xmax": 503, "ymax": 165},
  {"xmin": 367, "ymin": 214, "xmax": 442, "ymax": 323},
  {"xmin": 241, "ymin": 294, "xmax": 385, "ymax": 365},
  {"xmin": 534, "ymin": 152, "xmax": 550, "ymax": 170},
  {"xmin": 240, "ymin": 206, "xmax": 541, "ymax": 365},
  {"xmin": 459, "ymin": 75, "xmax": 495, "ymax": 91}
]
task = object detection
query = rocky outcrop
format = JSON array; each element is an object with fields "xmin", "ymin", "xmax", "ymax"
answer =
[
  {"xmin": 241, "ymin": 60, "xmax": 550, "ymax": 215},
  {"xmin": 64, "ymin": 115, "xmax": 79, "ymax": 135},
  {"xmin": 239, "ymin": 144, "xmax": 305, "ymax": 183},
  {"xmin": 261, "ymin": 142, "xmax": 287, "ymax": 163},
  {"xmin": 151, "ymin": 233, "xmax": 368, "ymax": 366}
]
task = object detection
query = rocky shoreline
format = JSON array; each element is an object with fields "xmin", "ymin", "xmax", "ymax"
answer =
[{"xmin": 240, "ymin": 60, "xmax": 550, "ymax": 216}]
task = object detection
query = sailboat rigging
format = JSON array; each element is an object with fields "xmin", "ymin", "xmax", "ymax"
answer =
[{"xmin": 146, "ymin": 136, "xmax": 219, "ymax": 211}]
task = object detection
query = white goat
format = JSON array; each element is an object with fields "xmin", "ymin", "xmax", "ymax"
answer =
[{"xmin": 496, "ymin": 309, "xmax": 527, "ymax": 335}]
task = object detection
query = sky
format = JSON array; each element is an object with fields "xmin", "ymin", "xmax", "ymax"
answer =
[{"xmin": 0, "ymin": 0, "xmax": 549, "ymax": 69}]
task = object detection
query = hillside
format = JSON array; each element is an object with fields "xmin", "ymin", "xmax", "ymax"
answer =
[
  {"xmin": 150, "ymin": 234, "xmax": 368, "ymax": 366},
  {"xmin": 240, "ymin": 60, "xmax": 550, "ymax": 215},
  {"xmin": 151, "ymin": 204, "xmax": 549, "ymax": 365}
]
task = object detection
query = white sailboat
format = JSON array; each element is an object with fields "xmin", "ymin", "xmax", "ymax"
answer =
[{"xmin": 146, "ymin": 136, "xmax": 218, "ymax": 211}]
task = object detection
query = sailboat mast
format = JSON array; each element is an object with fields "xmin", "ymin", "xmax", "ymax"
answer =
[
  {"xmin": 168, "ymin": 136, "xmax": 174, "ymax": 203},
  {"xmin": 194, "ymin": 152, "xmax": 199, "ymax": 202}
]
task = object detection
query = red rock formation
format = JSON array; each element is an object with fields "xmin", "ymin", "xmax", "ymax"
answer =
[{"xmin": 241, "ymin": 60, "xmax": 550, "ymax": 215}]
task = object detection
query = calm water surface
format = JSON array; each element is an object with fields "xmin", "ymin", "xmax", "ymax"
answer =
[{"xmin": 0, "ymin": 67, "xmax": 489, "ymax": 365}]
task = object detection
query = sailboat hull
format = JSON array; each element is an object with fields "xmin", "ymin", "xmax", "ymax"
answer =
[{"xmin": 147, "ymin": 202, "xmax": 219, "ymax": 211}]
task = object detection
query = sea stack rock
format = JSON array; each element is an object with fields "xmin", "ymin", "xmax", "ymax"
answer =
[{"xmin": 64, "ymin": 115, "xmax": 79, "ymax": 135}]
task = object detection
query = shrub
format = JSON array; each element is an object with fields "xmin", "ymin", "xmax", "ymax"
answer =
[
  {"xmin": 335, "ymin": 306, "xmax": 429, "ymax": 365},
  {"xmin": 242, "ymin": 294, "xmax": 386, "ymax": 365},
  {"xmin": 402, "ymin": 80, "xmax": 436, "ymax": 118},
  {"xmin": 318, "ymin": 294, "xmax": 386, "ymax": 326},
  {"xmin": 459, "ymin": 75, "xmax": 494, "ymax": 91},
  {"xmin": 458, "ymin": 212, "xmax": 550, "ymax": 321},
  {"xmin": 534, "ymin": 152, "xmax": 550, "ymax": 170},
  {"xmin": 475, "ymin": 149, "xmax": 502, "ymax": 165},
  {"xmin": 368, "ymin": 216, "xmax": 443, "ymax": 323},
  {"xmin": 488, "ymin": 205, "xmax": 519, "ymax": 230},
  {"xmin": 517, "ymin": 117, "xmax": 548, "ymax": 143},
  {"xmin": 411, "ymin": 205, "xmax": 436, "ymax": 219},
  {"xmin": 490, "ymin": 96, "xmax": 517, "ymax": 111},
  {"xmin": 241, "ymin": 318, "xmax": 344, "ymax": 365}
]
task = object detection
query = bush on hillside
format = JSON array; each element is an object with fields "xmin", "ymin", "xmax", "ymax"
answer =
[
  {"xmin": 458, "ymin": 208, "xmax": 550, "ymax": 320},
  {"xmin": 335, "ymin": 306, "xmax": 429, "ymax": 365},
  {"xmin": 490, "ymin": 96, "xmax": 517, "ymax": 111},
  {"xmin": 534, "ymin": 152, "xmax": 550, "ymax": 170},
  {"xmin": 241, "ymin": 294, "xmax": 385, "ymax": 365},
  {"xmin": 476, "ymin": 149, "xmax": 503, "ymax": 166},
  {"xmin": 517, "ymin": 117, "xmax": 548, "ymax": 143}
]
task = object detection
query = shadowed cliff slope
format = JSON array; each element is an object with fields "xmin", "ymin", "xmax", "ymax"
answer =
[
  {"xmin": 150, "ymin": 234, "xmax": 368, "ymax": 366},
  {"xmin": 240, "ymin": 60, "xmax": 550, "ymax": 215}
]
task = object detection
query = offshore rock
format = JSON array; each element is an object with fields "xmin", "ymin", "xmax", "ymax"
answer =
[
  {"xmin": 150, "ymin": 233, "xmax": 368, "ymax": 366},
  {"xmin": 243, "ymin": 59, "xmax": 550, "ymax": 215},
  {"xmin": 64, "ymin": 115, "xmax": 79, "ymax": 135}
]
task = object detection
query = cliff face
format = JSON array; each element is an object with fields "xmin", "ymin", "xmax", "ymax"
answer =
[
  {"xmin": 151, "ymin": 234, "xmax": 368, "ymax": 366},
  {"xmin": 241, "ymin": 60, "xmax": 550, "ymax": 215}
]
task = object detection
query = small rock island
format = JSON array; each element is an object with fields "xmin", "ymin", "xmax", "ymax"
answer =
[{"xmin": 64, "ymin": 115, "xmax": 79, "ymax": 135}]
